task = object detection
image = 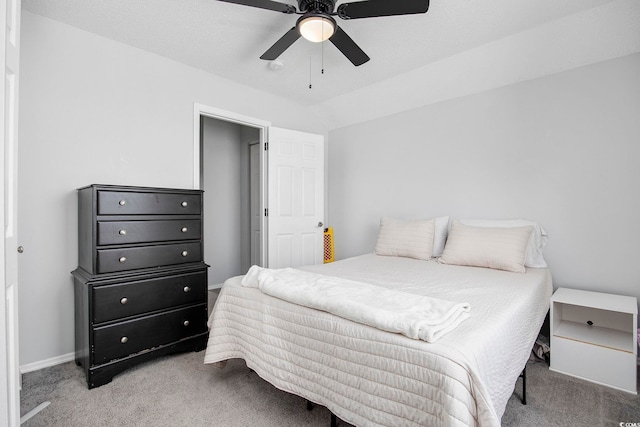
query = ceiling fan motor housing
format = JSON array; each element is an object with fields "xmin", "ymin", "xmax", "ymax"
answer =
[{"xmin": 298, "ymin": 0, "xmax": 336, "ymax": 14}]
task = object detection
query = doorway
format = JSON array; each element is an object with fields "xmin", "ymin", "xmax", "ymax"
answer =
[
  {"xmin": 193, "ymin": 104, "xmax": 326, "ymax": 290},
  {"xmin": 195, "ymin": 105, "xmax": 270, "ymax": 290}
]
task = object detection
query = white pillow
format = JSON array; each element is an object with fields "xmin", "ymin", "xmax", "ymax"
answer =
[
  {"xmin": 374, "ymin": 217, "xmax": 435, "ymax": 261},
  {"xmin": 432, "ymin": 216, "xmax": 450, "ymax": 257},
  {"xmin": 457, "ymin": 218, "xmax": 548, "ymax": 268},
  {"xmin": 439, "ymin": 220, "xmax": 533, "ymax": 273}
]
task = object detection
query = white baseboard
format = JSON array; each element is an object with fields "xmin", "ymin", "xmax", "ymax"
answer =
[
  {"xmin": 208, "ymin": 283, "xmax": 223, "ymax": 291},
  {"xmin": 20, "ymin": 352, "xmax": 75, "ymax": 374}
]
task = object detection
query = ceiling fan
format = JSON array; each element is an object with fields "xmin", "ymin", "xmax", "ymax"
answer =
[{"xmin": 217, "ymin": 0, "xmax": 430, "ymax": 66}]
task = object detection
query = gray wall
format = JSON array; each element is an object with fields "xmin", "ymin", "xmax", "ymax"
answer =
[
  {"xmin": 17, "ymin": 12, "xmax": 321, "ymax": 367},
  {"xmin": 328, "ymin": 53, "xmax": 640, "ymax": 302}
]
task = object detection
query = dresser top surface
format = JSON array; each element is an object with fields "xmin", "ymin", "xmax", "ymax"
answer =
[{"xmin": 77, "ymin": 184, "xmax": 203, "ymax": 194}]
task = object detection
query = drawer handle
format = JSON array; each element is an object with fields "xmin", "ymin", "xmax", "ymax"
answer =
[
  {"xmin": 183, "ymin": 286, "xmax": 191, "ymax": 293},
  {"xmin": 119, "ymin": 200, "xmax": 126, "ymax": 206},
  {"xmin": 121, "ymin": 336, "xmax": 128, "ymax": 344},
  {"xmin": 181, "ymin": 201, "xmax": 188, "ymax": 208},
  {"xmin": 181, "ymin": 227, "xmax": 188, "ymax": 233},
  {"xmin": 181, "ymin": 251, "xmax": 188, "ymax": 257},
  {"xmin": 119, "ymin": 229, "xmax": 127, "ymax": 236},
  {"xmin": 119, "ymin": 256, "xmax": 127, "ymax": 263},
  {"xmin": 120, "ymin": 297, "xmax": 128, "ymax": 305},
  {"xmin": 183, "ymin": 320, "xmax": 190, "ymax": 327}
]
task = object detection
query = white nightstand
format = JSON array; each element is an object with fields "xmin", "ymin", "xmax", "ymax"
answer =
[{"xmin": 550, "ymin": 287, "xmax": 638, "ymax": 394}]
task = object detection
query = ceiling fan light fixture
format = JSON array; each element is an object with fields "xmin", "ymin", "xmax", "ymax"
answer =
[{"xmin": 297, "ymin": 15, "xmax": 336, "ymax": 42}]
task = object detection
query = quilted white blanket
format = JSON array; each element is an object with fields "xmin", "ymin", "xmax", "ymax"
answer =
[
  {"xmin": 241, "ymin": 265, "xmax": 470, "ymax": 343},
  {"xmin": 205, "ymin": 254, "xmax": 552, "ymax": 427}
]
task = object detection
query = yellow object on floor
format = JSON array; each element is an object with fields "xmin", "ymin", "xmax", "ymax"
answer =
[{"xmin": 323, "ymin": 227, "xmax": 335, "ymax": 263}]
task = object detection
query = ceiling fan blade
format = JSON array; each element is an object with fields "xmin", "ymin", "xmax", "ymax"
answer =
[
  {"xmin": 260, "ymin": 27, "xmax": 301, "ymax": 60},
  {"xmin": 216, "ymin": 0, "xmax": 296, "ymax": 14},
  {"xmin": 329, "ymin": 26, "xmax": 370, "ymax": 66},
  {"xmin": 337, "ymin": 0, "xmax": 429, "ymax": 19}
]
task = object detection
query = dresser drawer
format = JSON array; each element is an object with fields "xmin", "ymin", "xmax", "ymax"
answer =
[
  {"xmin": 97, "ymin": 190, "xmax": 201, "ymax": 215},
  {"xmin": 93, "ymin": 305, "xmax": 208, "ymax": 364},
  {"xmin": 97, "ymin": 220, "xmax": 201, "ymax": 245},
  {"xmin": 92, "ymin": 271, "xmax": 207, "ymax": 323},
  {"xmin": 97, "ymin": 242, "xmax": 202, "ymax": 273}
]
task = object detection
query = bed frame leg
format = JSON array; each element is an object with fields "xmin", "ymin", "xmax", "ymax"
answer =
[
  {"xmin": 519, "ymin": 366, "xmax": 527, "ymax": 405},
  {"xmin": 306, "ymin": 400, "xmax": 337, "ymax": 426}
]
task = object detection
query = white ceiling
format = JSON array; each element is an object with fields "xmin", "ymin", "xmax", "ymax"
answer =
[{"xmin": 21, "ymin": 0, "xmax": 633, "ymax": 109}]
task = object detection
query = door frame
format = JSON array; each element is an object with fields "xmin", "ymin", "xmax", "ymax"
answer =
[
  {"xmin": 192, "ymin": 104, "xmax": 270, "ymax": 267},
  {"xmin": 1, "ymin": 0, "xmax": 21, "ymax": 425}
]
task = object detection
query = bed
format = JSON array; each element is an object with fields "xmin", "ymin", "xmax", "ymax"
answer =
[{"xmin": 204, "ymin": 218, "xmax": 553, "ymax": 427}]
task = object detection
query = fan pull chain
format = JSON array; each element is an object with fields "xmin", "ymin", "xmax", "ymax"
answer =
[
  {"xmin": 321, "ymin": 26, "xmax": 325, "ymax": 75},
  {"xmin": 322, "ymin": 41, "xmax": 325, "ymax": 75},
  {"xmin": 309, "ymin": 56, "xmax": 312, "ymax": 89}
]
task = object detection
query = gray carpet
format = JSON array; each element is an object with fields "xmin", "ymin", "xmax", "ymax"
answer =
[
  {"xmin": 502, "ymin": 358, "xmax": 640, "ymax": 427},
  {"xmin": 20, "ymin": 351, "xmax": 639, "ymax": 427}
]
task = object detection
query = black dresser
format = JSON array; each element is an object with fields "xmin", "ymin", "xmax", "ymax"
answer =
[{"xmin": 72, "ymin": 184, "xmax": 209, "ymax": 389}]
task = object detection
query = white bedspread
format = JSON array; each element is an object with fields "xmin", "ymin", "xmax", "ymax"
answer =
[
  {"xmin": 204, "ymin": 254, "xmax": 552, "ymax": 427},
  {"xmin": 241, "ymin": 265, "xmax": 470, "ymax": 343}
]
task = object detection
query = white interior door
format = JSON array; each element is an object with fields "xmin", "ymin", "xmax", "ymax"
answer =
[
  {"xmin": 1, "ymin": 0, "xmax": 21, "ymax": 425},
  {"xmin": 267, "ymin": 127, "xmax": 324, "ymax": 269}
]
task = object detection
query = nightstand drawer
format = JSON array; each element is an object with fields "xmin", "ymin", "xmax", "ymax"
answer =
[
  {"xmin": 92, "ymin": 271, "xmax": 207, "ymax": 323},
  {"xmin": 97, "ymin": 220, "xmax": 201, "ymax": 245},
  {"xmin": 97, "ymin": 190, "xmax": 201, "ymax": 215},
  {"xmin": 93, "ymin": 304, "xmax": 208, "ymax": 364},
  {"xmin": 97, "ymin": 242, "xmax": 202, "ymax": 273},
  {"xmin": 551, "ymin": 336, "xmax": 637, "ymax": 392}
]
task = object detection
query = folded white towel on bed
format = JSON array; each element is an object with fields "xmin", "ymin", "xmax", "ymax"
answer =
[{"xmin": 241, "ymin": 265, "xmax": 470, "ymax": 343}]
